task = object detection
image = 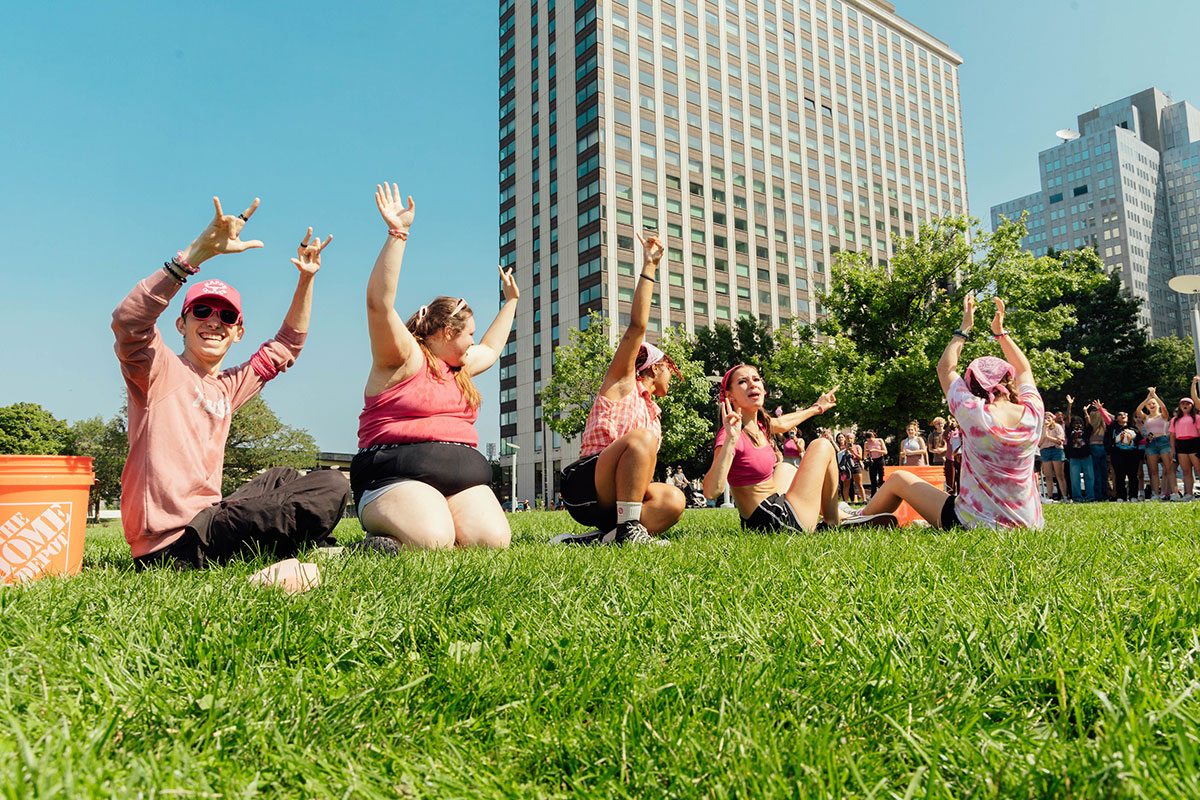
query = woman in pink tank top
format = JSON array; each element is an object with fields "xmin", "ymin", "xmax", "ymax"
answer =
[
  {"xmin": 1137, "ymin": 388, "xmax": 1176, "ymax": 500},
  {"xmin": 349, "ymin": 182, "xmax": 519, "ymax": 552},
  {"xmin": 701, "ymin": 364, "xmax": 898, "ymax": 533}
]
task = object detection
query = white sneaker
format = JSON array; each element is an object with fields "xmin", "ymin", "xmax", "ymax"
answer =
[
  {"xmin": 1114, "ymin": 498, "xmax": 1125, "ymax": 503},
  {"xmin": 840, "ymin": 512, "xmax": 899, "ymax": 529}
]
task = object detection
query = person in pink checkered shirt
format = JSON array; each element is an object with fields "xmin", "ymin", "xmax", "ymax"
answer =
[{"xmin": 552, "ymin": 234, "xmax": 686, "ymax": 546}]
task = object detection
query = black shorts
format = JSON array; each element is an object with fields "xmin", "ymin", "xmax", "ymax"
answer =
[
  {"xmin": 1177, "ymin": 437, "xmax": 1200, "ymax": 456},
  {"xmin": 939, "ymin": 494, "xmax": 962, "ymax": 529},
  {"xmin": 350, "ymin": 441, "xmax": 491, "ymax": 508},
  {"xmin": 560, "ymin": 453, "xmax": 616, "ymax": 531},
  {"xmin": 741, "ymin": 493, "xmax": 803, "ymax": 533}
]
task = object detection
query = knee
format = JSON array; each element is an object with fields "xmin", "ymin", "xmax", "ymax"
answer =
[
  {"xmin": 623, "ymin": 428, "xmax": 659, "ymax": 459},
  {"xmin": 806, "ymin": 437, "xmax": 836, "ymax": 460},
  {"xmin": 659, "ymin": 485, "xmax": 686, "ymax": 518}
]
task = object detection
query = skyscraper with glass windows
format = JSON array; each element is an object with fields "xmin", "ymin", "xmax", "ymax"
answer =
[
  {"xmin": 498, "ymin": 0, "xmax": 968, "ymax": 503},
  {"xmin": 991, "ymin": 88, "xmax": 1200, "ymax": 338}
]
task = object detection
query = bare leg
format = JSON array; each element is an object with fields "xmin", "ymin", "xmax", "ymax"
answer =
[
  {"xmin": 861, "ymin": 471, "xmax": 950, "ymax": 527},
  {"xmin": 360, "ymin": 481, "xmax": 456, "ymax": 550},
  {"xmin": 782, "ymin": 438, "xmax": 840, "ymax": 531},
  {"xmin": 852, "ymin": 473, "xmax": 865, "ymax": 500},
  {"xmin": 1146, "ymin": 454, "xmax": 1161, "ymax": 497},
  {"xmin": 447, "ymin": 485, "xmax": 511, "ymax": 548},
  {"xmin": 1052, "ymin": 462, "xmax": 1067, "ymax": 499},
  {"xmin": 593, "ymin": 428, "xmax": 684, "ymax": 535}
]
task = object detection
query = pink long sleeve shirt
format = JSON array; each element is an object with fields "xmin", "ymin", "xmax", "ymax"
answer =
[{"xmin": 112, "ymin": 271, "xmax": 305, "ymax": 557}]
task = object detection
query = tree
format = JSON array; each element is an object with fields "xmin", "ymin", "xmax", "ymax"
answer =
[
  {"xmin": 777, "ymin": 215, "xmax": 1106, "ymax": 447},
  {"xmin": 0, "ymin": 402, "xmax": 71, "ymax": 455},
  {"xmin": 691, "ymin": 316, "xmax": 777, "ymax": 380},
  {"xmin": 542, "ymin": 312, "xmax": 710, "ymax": 465},
  {"xmin": 222, "ymin": 395, "xmax": 319, "ymax": 494},
  {"xmin": 67, "ymin": 412, "xmax": 127, "ymax": 520},
  {"xmin": 1145, "ymin": 335, "xmax": 1199, "ymax": 402}
]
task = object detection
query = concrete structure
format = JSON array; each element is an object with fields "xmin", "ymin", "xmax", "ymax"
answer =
[
  {"xmin": 499, "ymin": 0, "xmax": 968, "ymax": 502},
  {"xmin": 991, "ymin": 88, "xmax": 1200, "ymax": 338}
]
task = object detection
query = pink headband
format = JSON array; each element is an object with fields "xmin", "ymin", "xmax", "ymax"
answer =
[
  {"xmin": 718, "ymin": 364, "xmax": 753, "ymax": 403},
  {"xmin": 965, "ymin": 356, "xmax": 1015, "ymax": 403}
]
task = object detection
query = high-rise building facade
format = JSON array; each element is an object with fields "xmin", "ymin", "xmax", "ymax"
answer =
[
  {"xmin": 991, "ymin": 88, "xmax": 1200, "ymax": 337},
  {"xmin": 498, "ymin": 0, "xmax": 967, "ymax": 502}
]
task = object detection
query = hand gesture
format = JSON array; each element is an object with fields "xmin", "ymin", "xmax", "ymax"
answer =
[
  {"xmin": 291, "ymin": 227, "xmax": 332, "ymax": 277},
  {"xmin": 498, "ymin": 265, "xmax": 519, "ymax": 302},
  {"xmin": 720, "ymin": 398, "xmax": 743, "ymax": 439},
  {"xmin": 1094, "ymin": 399, "xmax": 1105, "ymax": 409},
  {"xmin": 636, "ymin": 232, "xmax": 665, "ymax": 275},
  {"xmin": 815, "ymin": 385, "xmax": 839, "ymax": 413},
  {"xmin": 991, "ymin": 297, "xmax": 1006, "ymax": 336},
  {"xmin": 375, "ymin": 183, "xmax": 415, "ymax": 232},
  {"xmin": 186, "ymin": 197, "xmax": 264, "ymax": 264},
  {"xmin": 960, "ymin": 291, "xmax": 976, "ymax": 332},
  {"xmin": 1148, "ymin": 386, "xmax": 1157, "ymax": 395},
  {"xmin": 1066, "ymin": 395, "xmax": 1074, "ymax": 405}
]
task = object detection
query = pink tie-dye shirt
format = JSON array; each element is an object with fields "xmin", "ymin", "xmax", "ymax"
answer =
[{"xmin": 947, "ymin": 378, "xmax": 1045, "ymax": 530}]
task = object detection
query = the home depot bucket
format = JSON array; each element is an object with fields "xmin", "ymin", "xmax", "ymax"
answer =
[
  {"xmin": 0, "ymin": 455, "xmax": 94, "ymax": 583},
  {"xmin": 883, "ymin": 465, "xmax": 946, "ymax": 526}
]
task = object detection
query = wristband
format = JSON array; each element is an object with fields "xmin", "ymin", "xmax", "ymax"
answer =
[
  {"xmin": 162, "ymin": 262, "xmax": 187, "ymax": 284},
  {"xmin": 993, "ymin": 331, "xmax": 1010, "ymax": 340},
  {"xmin": 952, "ymin": 329, "xmax": 970, "ymax": 340},
  {"xmin": 174, "ymin": 251, "xmax": 199, "ymax": 275},
  {"xmin": 388, "ymin": 228, "xmax": 409, "ymax": 241},
  {"xmin": 641, "ymin": 273, "xmax": 656, "ymax": 282}
]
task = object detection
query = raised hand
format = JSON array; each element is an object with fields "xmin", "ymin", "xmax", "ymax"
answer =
[
  {"xmin": 720, "ymin": 398, "xmax": 743, "ymax": 439},
  {"xmin": 498, "ymin": 265, "xmax": 519, "ymax": 302},
  {"xmin": 185, "ymin": 197, "xmax": 265, "ymax": 264},
  {"xmin": 291, "ymin": 227, "xmax": 332, "ymax": 277},
  {"xmin": 991, "ymin": 297, "xmax": 1007, "ymax": 336},
  {"xmin": 375, "ymin": 183, "xmax": 415, "ymax": 232},
  {"xmin": 1148, "ymin": 386, "xmax": 1157, "ymax": 395},
  {"xmin": 636, "ymin": 232, "xmax": 665, "ymax": 275},
  {"xmin": 815, "ymin": 385, "xmax": 839, "ymax": 413},
  {"xmin": 960, "ymin": 291, "xmax": 976, "ymax": 332},
  {"xmin": 1066, "ymin": 395, "xmax": 1074, "ymax": 405}
]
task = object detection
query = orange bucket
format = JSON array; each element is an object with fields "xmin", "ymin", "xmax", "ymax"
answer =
[
  {"xmin": 883, "ymin": 465, "xmax": 946, "ymax": 526},
  {"xmin": 0, "ymin": 455, "xmax": 95, "ymax": 583}
]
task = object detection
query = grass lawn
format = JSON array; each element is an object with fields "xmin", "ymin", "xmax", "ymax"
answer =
[{"xmin": 4, "ymin": 503, "xmax": 1200, "ymax": 798}]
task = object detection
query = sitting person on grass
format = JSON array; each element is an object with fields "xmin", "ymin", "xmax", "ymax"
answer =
[
  {"xmin": 113, "ymin": 196, "xmax": 349, "ymax": 570},
  {"xmin": 702, "ymin": 364, "xmax": 897, "ymax": 533},
  {"xmin": 857, "ymin": 294, "xmax": 1045, "ymax": 530},
  {"xmin": 350, "ymin": 183, "xmax": 519, "ymax": 552},
  {"xmin": 552, "ymin": 233, "xmax": 685, "ymax": 546}
]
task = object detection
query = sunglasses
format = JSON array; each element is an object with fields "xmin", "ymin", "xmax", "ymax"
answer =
[{"xmin": 190, "ymin": 304, "xmax": 242, "ymax": 325}]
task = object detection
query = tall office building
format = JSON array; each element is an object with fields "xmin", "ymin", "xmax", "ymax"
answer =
[
  {"xmin": 991, "ymin": 88, "xmax": 1200, "ymax": 337},
  {"xmin": 498, "ymin": 0, "xmax": 968, "ymax": 503}
]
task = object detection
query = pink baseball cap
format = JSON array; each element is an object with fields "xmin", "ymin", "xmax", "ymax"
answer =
[
  {"xmin": 1182, "ymin": 397, "xmax": 1196, "ymax": 405},
  {"xmin": 183, "ymin": 279, "xmax": 243, "ymax": 318},
  {"xmin": 636, "ymin": 342, "xmax": 682, "ymax": 378},
  {"xmin": 965, "ymin": 356, "xmax": 1015, "ymax": 402}
]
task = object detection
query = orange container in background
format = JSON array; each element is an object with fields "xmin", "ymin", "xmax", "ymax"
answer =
[
  {"xmin": 882, "ymin": 465, "xmax": 946, "ymax": 526},
  {"xmin": 0, "ymin": 456, "xmax": 95, "ymax": 583}
]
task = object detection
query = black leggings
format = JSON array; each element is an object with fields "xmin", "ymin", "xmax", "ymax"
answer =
[
  {"xmin": 1111, "ymin": 452, "xmax": 1140, "ymax": 500},
  {"xmin": 868, "ymin": 457, "xmax": 885, "ymax": 494}
]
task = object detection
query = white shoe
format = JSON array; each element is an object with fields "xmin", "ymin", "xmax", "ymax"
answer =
[
  {"xmin": 1042, "ymin": 496, "xmax": 1058, "ymax": 504},
  {"xmin": 1114, "ymin": 498, "xmax": 1125, "ymax": 503},
  {"xmin": 840, "ymin": 512, "xmax": 899, "ymax": 529}
]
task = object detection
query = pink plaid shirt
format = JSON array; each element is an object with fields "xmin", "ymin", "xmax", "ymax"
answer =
[{"xmin": 580, "ymin": 385, "xmax": 662, "ymax": 457}]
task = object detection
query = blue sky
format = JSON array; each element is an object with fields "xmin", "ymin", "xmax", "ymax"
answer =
[{"xmin": 1, "ymin": 0, "xmax": 1196, "ymax": 453}]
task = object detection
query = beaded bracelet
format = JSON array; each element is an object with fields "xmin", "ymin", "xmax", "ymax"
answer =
[
  {"xmin": 162, "ymin": 261, "xmax": 187, "ymax": 283},
  {"xmin": 174, "ymin": 251, "xmax": 199, "ymax": 275},
  {"xmin": 388, "ymin": 228, "xmax": 409, "ymax": 241},
  {"xmin": 993, "ymin": 331, "xmax": 1011, "ymax": 340},
  {"xmin": 952, "ymin": 329, "xmax": 970, "ymax": 340}
]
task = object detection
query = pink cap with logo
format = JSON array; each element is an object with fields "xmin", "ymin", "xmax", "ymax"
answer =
[{"xmin": 182, "ymin": 279, "xmax": 242, "ymax": 317}]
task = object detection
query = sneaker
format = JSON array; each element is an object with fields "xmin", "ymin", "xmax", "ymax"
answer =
[
  {"xmin": 839, "ymin": 512, "xmax": 898, "ymax": 529},
  {"xmin": 1184, "ymin": 494, "xmax": 1196, "ymax": 503},
  {"xmin": 838, "ymin": 501, "xmax": 858, "ymax": 517},
  {"xmin": 344, "ymin": 535, "xmax": 402, "ymax": 556},
  {"xmin": 1170, "ymin": 493, "xmax": 1184, "ymax": 502},
  {"xmin": 1114, "ymin": 498, "xmax": 1125, "ymax": 503},
  {"xmin": 609, "ymin": 520, "xmax": 670, "ymax": 546},
  {"xmin": 1042, "ymin": 496, "xmax": 1058, "ymax": 504},
  {"xmin": 549, "ymin": 529, "xmax": 606, "ymax": 546}
]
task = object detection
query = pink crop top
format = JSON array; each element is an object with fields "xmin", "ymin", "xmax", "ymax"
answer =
[
  {"xmin": 357, "ymin": 359, "xmax": 478, "ymax": 449},
  {"xmin": 714, "ymin": 425, "xmax": 776, "ymax": 487}
]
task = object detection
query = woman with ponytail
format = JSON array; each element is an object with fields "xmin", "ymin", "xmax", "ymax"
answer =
[
  {"xmin": 858, "ymin": 294, "xmax": 1045, "ymax": 529},
  {"xmin": 349, "ymin": 182, "xmax": 519, "ymax": 550}
]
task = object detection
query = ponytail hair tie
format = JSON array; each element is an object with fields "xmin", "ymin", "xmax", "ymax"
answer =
[{"xmin": 417, "ymin": 305, "xmax": 429, "ymax": 322}]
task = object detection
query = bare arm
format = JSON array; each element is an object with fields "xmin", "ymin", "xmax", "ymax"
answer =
[
  {"xmin": 990, "ymin": 298, "xmax": 1033, "ymax": 387},
  {"xmin": 463, "ymin": 266, "xmax": 520, "ymax": 376},
  {"xmin": 1192, "ymin": 376, "xmax": 1199, "ymax": 406},
  {"xmin": 938, "ymin": 292, "xmax": 974, "ymax": 394},
  {"xmin": 769, "ymin": 387, "xmax": 837, "ymax": 434},
  {"xmin": 703, "ymin": 400, "xmax": 742, "ymax": 499},
  {"xmin": 281, "ymin": 228, "xmax": 331, "ymax": 335},
  {"xmin": 365, "ymin": 184, "xmax": 421, "ymax": 376},
  {"xmin": 599, "ymin": 233, "xmax": 663, "ymax": 400}
]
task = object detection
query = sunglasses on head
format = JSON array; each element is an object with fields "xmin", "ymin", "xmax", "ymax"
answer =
[{"xmin": 190, "ymin": 304, "xmax": 241, "ymax": 325}]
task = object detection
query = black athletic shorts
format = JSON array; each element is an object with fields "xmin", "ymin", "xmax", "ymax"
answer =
[
  {"xmin": 560, "ymin": 453, "xmax": 617, "ymax": 531},
  {"xmin": 1177, "ymin": 437, "xmax": 1200, "ymax": 456},
  {"xmin": 350, "ymin": 441, "xmax": 491, "ymax": 508},
  {"xmin": 741, "ymin": 493, "xmax": 803, "ymax": 533},
  {"xmin": 939, "ymin": 494, "xmax": 962, "ymax": 529}
]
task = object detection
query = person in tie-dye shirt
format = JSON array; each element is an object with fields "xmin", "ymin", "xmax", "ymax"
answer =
[{"xmin": 857, "ymin": 293, "xmax": 1045, "ymax": 529}]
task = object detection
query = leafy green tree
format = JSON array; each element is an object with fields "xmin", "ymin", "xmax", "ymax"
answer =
[
  {"xmin": 0, "ymin": 402, "xmax": 71, "ymax": 455},
  {"xmin": 782, "ymin": 216, "xmax": 1106, "ymax": 446},
  {"xmin": 67, "ymin": 411, "xmax": 127, "ymax": 520},
  {"xmin": 223, "ymin": 395, "xmax": 318, "ymax": 494},
  {"xmin": 1145, "ymin": 335, "xmax": 1199, "ymax": 402},
  {"xmin": 691, "ymin": 317, "xmax": 777, "ymax": 380},
  {"xmin": 542, "ymin": 312, "xmax": 710, "ymax": 464}
]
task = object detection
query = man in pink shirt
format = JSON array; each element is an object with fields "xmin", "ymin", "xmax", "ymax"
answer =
[{"xmin": 113, "ymin": 196, "xmax": 349, "ymax": 569}]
